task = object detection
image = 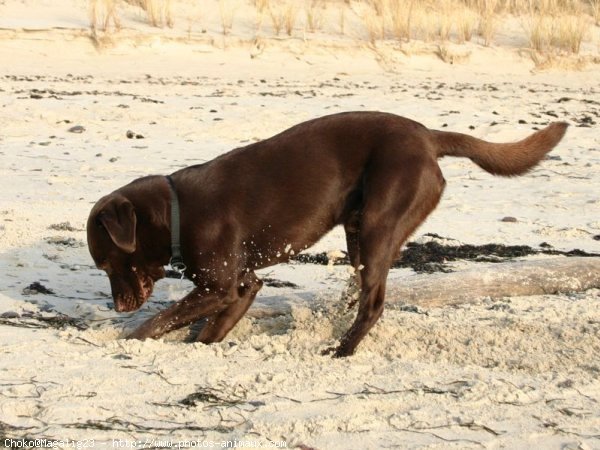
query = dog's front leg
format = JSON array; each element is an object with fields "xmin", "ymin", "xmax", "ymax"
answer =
[{"xmin": 127, "ymin": 287, "xmax": 232, "ymax": 340}]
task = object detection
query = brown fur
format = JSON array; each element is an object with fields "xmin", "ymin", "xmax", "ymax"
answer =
[{"xmin": 87, "ymin": 112, "xmax": 568, "ymax": 357}]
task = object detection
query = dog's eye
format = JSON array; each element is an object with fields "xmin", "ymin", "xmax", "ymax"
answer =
[{"xmin": 95, "ymin": 216, "xmax": 105, "ymax": 230}]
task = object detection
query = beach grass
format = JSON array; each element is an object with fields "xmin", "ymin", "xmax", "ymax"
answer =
[{"xmin": 89, "ymin": 0, "xmax": 595, "ymax": 66}]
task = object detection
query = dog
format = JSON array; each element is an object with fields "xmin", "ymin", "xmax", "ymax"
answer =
[{"xmin": 87, "ymin": 112, "xmax": 567, "ymax": 357}]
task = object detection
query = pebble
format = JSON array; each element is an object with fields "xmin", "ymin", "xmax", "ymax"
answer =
[
  {"xmin": 68, "ymin": 125, "xmax": 85, "ymax": 133},
  {"xmin": 126, "ymin": 130, "xmax": 144, "ymax": 139},
  {"xmin": 0, "ymin": 311, "xmax": 20, "ymax": 319},
  {"xmin": 501, "ymin": 216, "xmax": 518, "ymax": 223}
]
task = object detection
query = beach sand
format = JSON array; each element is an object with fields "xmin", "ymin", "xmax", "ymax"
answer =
[{"xmin": 0, "ymin": 1, "xmax": 599, "ymax": 448}]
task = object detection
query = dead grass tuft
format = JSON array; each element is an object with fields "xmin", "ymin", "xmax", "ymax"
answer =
[
  {"xmin": 268, "ymin": 2, "xmax": 298, "ymax": 36},
  {"xmin": 525, "ymin": 10, "xmax": 588, "ymax": 55},
  {"xmin": 305, "ymin": 0, "xmax": 325, "ymax": 33},
  {"xmin": 591, "ymin": 0, "xmax": 600, "ymax": 25},
  {"xmin": 90, "ymin": 0, "xmax": 121, "ymax": 34},
  {"xmin": 219, "ymin": 0, "xmax": 237, "ymax": 36},
  {"xmin": 475, "ymin": 0, "xmax": 499, "ymax": 45},
  {"xmin": 125, "ymin": 0, "xmax": 173, "ymax": 28},
  {"xmin": 388, "ymin": 0, "xmax": 415, "ymax": 42},
  {"xmin": 456, "ymin": 5, "xmax": 478, "ymax": 42},
  {"xmin": 363, "ymin": 9, "xmax": 386, "ymax": 43}
]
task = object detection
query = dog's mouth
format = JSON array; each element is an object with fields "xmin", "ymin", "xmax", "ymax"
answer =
[{"xmin": 111, "ymin": 274, "xmax": 156, "ymax": 313}]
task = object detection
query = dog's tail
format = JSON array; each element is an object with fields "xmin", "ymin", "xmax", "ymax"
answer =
[{"xmin": 432, "ymin": 122, "xmax": 568, "ymax": 176}]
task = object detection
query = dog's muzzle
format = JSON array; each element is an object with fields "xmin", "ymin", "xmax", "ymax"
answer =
[{"xmin": 110, "ymin": 274, "xmax": 155, "ymax": 312}]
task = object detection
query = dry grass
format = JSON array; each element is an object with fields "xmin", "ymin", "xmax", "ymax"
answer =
[
  {"xmin": 338, "ymin": 4, "xmax": 346, "ymax": 34},
  {"xmin": 254, "ymin": 0, "xmax": 269, "ymax": 13},
  {"xmin": 362, "ymin": 6, "xmax": 385, "ymax": 43},
  {"xmin": 125, "ymin": 0, "xmax": 173, "ymax": 28},
  {"xmin": 268, "ymin": 4, "xmax": 283, "ymax": 35},
  {"xmin": 590, "ymin": 0, "xmax": 600, "ymax": 24},
  {"xmin": 268, "ymin": 2, "xmax": 298, "ymax": 36},
  {"xmin": 434, "ymin": 1, "xmax": 454, "ymax": 40},
  {"xmin": 367, "ymin": 0, "xmax": 386, "ymax": 15},
  {"xmin": 388, "ymin": 0, "xmax": 415, "ymax": 42},
  {"xmin": 356, "ymin": 0, "xmax": 593, "ymax": 57},
  {"xmin": 219, "ymin": 0, "xmax": 237, "ymax": 36},
  {"xmin": 475, "ymin": 0, "xmax": 500, "ymax": 46},
  {"xmin": 361, "ymin": 0, "xmax": 490, "ymax": 44},
  {"xmin": 554, "ymin": 14, "xmax": 588, "ymax": 53},
  {"xmin": 284, "ymin": 3, "xmax": 299, "ymax": 35},
  {"xmin": 90, "ymin": 0, "xmax": 121, "ymax": 34},
  {"xmin": 86, "ymin": 0, "xmax": 596, "ymax": 66},
  {"xmin": 495, "ymin": 0, "xmax": 580, "ymax": 14},
  {"xmin": 456, "ymin": 6, "xmax": 478, "ymax": 42},
  {"xmin": 146, "ymin": 0, "xmax": 172, "ymax": 27},
  {"xmin": 305, "ymin": 0, "xmax": 324, "ymax": 32},
  {"xmin": 525, "ymin": 10, "xmax": 588, "ymax": 55},
  {"xmin": 91, "ymin": 0, "xmax": 173, "ymax": 31}
]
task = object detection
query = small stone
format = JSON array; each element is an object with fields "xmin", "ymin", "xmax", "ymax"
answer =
[
  {"xmin": 501, "ymin": 216, "xmax": 518, "ymax": 223},
  {"xmin": 1, "ymin": 311, "xmax": 20, "ymax": 319},
  {"xmin": 68, "ymin": 125, "xmax": 85, "ymax": 133},
  {"xmin": 593, "ymin": 235, "xmax": 600, "ymax": 241},
  {"xmin": 126, "ymin": 130, "xmax": 135, "ymax": 139}
]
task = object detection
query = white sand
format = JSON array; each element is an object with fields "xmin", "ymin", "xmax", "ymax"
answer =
[{"xmin": 0, "ymin": 1, "xmax": 599, "ymax": 448}]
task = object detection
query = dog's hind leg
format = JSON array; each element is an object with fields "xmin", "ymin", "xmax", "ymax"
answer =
[
  {"xmin": 195, "ymin": 271, "xmax": 263, "ymax": 343},
  {"xmin": 329, "ymin": 152, "xmax": 445, "ymax": 358},
  {"xmin": 341, "ymin": 210, "xmax": 362, "ymax": 309}
]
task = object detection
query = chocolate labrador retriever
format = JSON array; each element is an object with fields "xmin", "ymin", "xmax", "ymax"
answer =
[{"xmin": 87, "ymin": 112, "xmax": 567, "ymax": 357}]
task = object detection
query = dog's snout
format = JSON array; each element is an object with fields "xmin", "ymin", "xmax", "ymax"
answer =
[
  {"xmin": 108, "ymin": 272, "xmax": 154, "ymax": 313},
  {"xmin": 113, "ymin": 295, "xmax": 139, "ymax": 313}
]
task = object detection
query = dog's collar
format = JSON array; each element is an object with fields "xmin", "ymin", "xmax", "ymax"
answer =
[{"xmin": 165, "ymin": 175, "xmax": 186, "ymax": 274}]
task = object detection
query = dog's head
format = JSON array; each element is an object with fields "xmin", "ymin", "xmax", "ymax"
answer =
[{"xmin": 87, "ymin": 193, "xmax": 166, "ymax": 312}]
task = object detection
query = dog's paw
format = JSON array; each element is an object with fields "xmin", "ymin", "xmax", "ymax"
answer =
[
  {"xmin": 125, "ymin": 328, "xmax": 149, "ymax": 340},
  {"xmin": 321, "ymin": 345, "xmax": 337, "ymax": 356},
  {"xmin": 321, "ymin": 345, "xmax": 352, "ymax": 358}
]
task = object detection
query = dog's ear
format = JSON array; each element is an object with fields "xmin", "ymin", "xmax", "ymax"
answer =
[{"xmin": 97, "ymin": 196, "xmax": 137, "ymax": 253}]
